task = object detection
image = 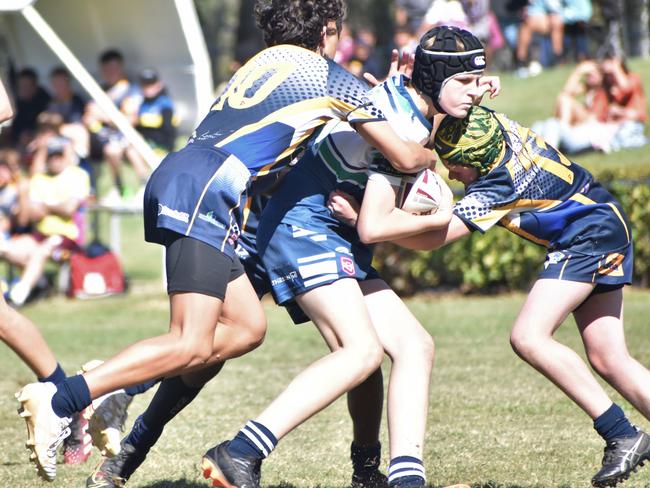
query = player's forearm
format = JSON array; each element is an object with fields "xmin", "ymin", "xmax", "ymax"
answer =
[
  {"xmin": 393, "ymin": 214, "xmax": 471, "ymax": 250},
  {"xmin": 358, "ymin": 207, "xmax": 451, "ymax": 244},
  {"xmin": 393, "ymin": 228, "xmax": 449, "ymax": 250}
]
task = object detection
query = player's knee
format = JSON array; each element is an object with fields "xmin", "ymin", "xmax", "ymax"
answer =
[
  {"xmin": 587, "ymin": 349, "xmax": 627, "ymax": 380},
  {"xmin": 358, "ymin": 342, "xmax": 384, "ymax": 375},
  {"xmin": 243, "ymin": 312, "xmax": 267, "ymax": 350},
  {"xmin": 509, "ymin": 330, "xmax": 539, "ymax": 360},
  {"xmin": 173, "ymin": 335, "xmax": 214, "ymax": 367}
]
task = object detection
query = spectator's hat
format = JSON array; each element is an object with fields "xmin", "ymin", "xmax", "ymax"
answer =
[{"xmin": 139, "ymin": 68, "xmax": 159, "ymax": 85}]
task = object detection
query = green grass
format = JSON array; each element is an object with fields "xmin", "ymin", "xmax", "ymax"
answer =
[{"xmin": 3, "ymin": 285, "xmax": 650, "ymax": 487}]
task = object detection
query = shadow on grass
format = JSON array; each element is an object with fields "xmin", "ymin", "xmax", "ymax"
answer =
[
  {"xmin": 142, "ymin": 480, "xmax": 208, "ymax": 488},
  {"xmin": 141, "ymin": 481, "xmax": 573, "ymax": 488}
]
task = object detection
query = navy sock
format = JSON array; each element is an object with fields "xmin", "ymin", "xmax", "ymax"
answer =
[
  {"xmin": 124, "ymin": 415, "xmax": 163, "ymax": 453},
  {"xmin": 51, "ymin": 375, "xmax": 91, "ymax": 418},
  {"xmin": 124, "ymin": 379, "xmax": 160, "ymax": 397},
  {"xmin": 594, "ymin": 403, "xmax": 637, "ymax": 442},
  {"xmin": 227, "ymin": 420, "xmax": 278, "ymax": 460},
  {"xmin": 38, "ymin": 363, "xmax": 66, "ymax": 385},
  {"xmin": 140, "ymin": 376, "xmax": 203, "ymax": 434},
  {"xmin": 388, "ymin": 456, "xmax": 425, "ymax": 487},
  {"xmin": 351, "ymin": 441, "xmax": 381, "ymax": 473}
]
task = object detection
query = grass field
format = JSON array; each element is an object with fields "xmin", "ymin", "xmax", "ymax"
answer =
[{"xmin": 1, "ymin": 60, "xmax": 650, "ymax": 487}]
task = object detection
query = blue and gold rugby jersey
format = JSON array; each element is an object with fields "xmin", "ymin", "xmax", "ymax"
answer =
[
  {"xmin": 258, "ymin": 74, "xmax": 432, "ymax": 230},
  {"xmin": 454, "ymin": 111, "xmax": 631, "ymax": 255},
  {"xmin": 188, "ymin": 44, "xmax": 385, "ymax": 179}
]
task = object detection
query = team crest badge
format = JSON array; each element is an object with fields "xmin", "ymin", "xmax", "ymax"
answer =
[
  {"xmin": 544, "ymin": 251, "xmax": 565, "ymax": 269},
  {"xmin": 340, "ymin": 257, "xmax": 355, "ymax": 276}
]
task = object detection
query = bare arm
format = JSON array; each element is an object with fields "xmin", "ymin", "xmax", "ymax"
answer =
[
  {"xmin": 393, "ymin": 214, "xmax": 471, "ymax": 250},
  {"xmin": 356, "ymin": 176, "xmax": 453, "ymax": 244},
  {"xmin": 0, "ymin": 78, "xmax": 14, "ymax": 123},
  {"xmin": 354, "ymin": 121, "xmax": 436, "ymax": 173}
]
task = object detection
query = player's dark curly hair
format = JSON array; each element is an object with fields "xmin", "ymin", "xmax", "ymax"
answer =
[{"xmin": 254, "ymin": 0, "xmax": 345, "ymax": 50}]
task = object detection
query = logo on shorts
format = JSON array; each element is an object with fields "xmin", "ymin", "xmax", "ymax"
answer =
[
  {"xmin": 199, "ymin": 211, "xmax": 226, "ymax": 230},
  {"xmin": 543, "ymin": 251, "xmax": 566, "ymax": 269},
  {"xmin": 598, "ymin": 253, "xmax": 625, "ymax": 276},
  {"xmin": 158, "ymin": 204, "xmax": 189, "ymax": 223},
  {"xmin": 271, "ymin": 271, "xmax": 298, "ymax": 286},
  {"xmin": 340, "ymin": 256, "xmax": 355, "ymax": 276}
]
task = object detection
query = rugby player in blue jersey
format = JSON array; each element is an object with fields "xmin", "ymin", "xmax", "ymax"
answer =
[
  {"xmin": 202, "ymin": 26, "xmax": 499, "ymax": 488},
  {"xmin": 338, "ymin": 104, "xmax": 650, "ymax": 488},
  {"xmin": 16, "ymin": 0, "xmax": 439, "ymax": 482}
]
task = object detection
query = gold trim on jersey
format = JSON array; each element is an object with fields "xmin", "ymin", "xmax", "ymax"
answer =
[
  {"xmin": 500, "ymin": 216, "xmax": 551, "ymax": 246},
  {"xmin": 607, "ymin": 203, "xmax": 630, "ymax": 244},
  {"xmin": 215, "ymin": 97, "xmax": 373, "ymax": 159}
]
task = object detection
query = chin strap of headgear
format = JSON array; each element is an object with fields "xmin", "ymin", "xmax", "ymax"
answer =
[{"xmin": 411, "ymin": 26, "xmax": 486, "ymax": 114}]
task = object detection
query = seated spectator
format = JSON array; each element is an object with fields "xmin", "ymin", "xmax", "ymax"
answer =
[
  {"xmin": 83, "ymin": 49, "xmax": 148, "ymax": 202},
  {"xmin": 533, "ymin": 55, "xmax": 647, "ymax": 153},
  {"xmin": 0, "ymin": 158, "xmax": 19, "ymax": 241},
  {"xmin": 47, "ymin": 66, "xmax": 86, "ymax": 124},
  {"xmin": 9, "ymin": 68, "xmax": 51, "ymax": 149},
  {"xmin": 46, "ymin": 67, "xmax": 92, "ymax": 183},
  {"xmin": 135, "ymin": 69, "xmax": 177, "ymax": 154},
  {"xmin": 0, "ymin": 136, "xmax": 90, "ymax": 306},
  {"xmin": 515, "ymin": 0, "xmax": 564, "ymax": 77},
  {"xmin": 562, "ymin": 0, "xmax": 592, "ymax": 62}
]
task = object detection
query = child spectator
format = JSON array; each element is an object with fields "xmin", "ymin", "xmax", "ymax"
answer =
[
  {"xmin": 10, "ymin": 68, "xmax": 51, "ymax": 148},
  {"xmin": 135, "ymin": 69, "xmax": 177, "ymax": 154},
  {"xmin": 83, "ymin": 49, "xmax": 148, "ymax": 202},
  {"xmin": 515, "ymin": 0, "xmax": 564, "ymax": 76},
  {"xmin": 1, "ymin": 136, "xmax": 90, "ymax": 306}
]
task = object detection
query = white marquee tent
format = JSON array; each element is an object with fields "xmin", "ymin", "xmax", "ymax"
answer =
[{"xmin": 0, "ymin": 0, "xmax": 214, "ymax": 167}]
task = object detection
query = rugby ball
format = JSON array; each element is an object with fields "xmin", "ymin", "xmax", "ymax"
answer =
[{"xmin": 399, "ymin": 169, "xmax": 447, "ymax": 215}]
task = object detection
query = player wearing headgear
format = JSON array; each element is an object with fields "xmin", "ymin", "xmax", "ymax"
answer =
[
  {"xmin": 201, "ymin": 25, "xmax": 499, "ymax": 488},
  {"xmin": 343, "ymin": 104, "xmax": 650, "ymax": 488},
  {"xmin": 16, "ymin": 0, "xmax": 441, "ymax": 483}
]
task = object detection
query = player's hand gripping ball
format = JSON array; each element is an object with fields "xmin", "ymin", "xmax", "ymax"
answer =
[{"xmin": 399, "ymin": 169, "xmax": 452, "ymax": 215}]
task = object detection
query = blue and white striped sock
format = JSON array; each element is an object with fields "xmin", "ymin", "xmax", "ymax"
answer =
[
  {"xmin": 227, "ymin": 420, "xmax": 278, "ymax": 460},
  {"xmin": 388, "ymin": 456, "xmax": 425, "ymax": 486}
]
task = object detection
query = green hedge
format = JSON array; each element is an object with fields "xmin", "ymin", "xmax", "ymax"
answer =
[{"xmin": 373, "ymin": 179, "xmax": 650, "ymax": 295}]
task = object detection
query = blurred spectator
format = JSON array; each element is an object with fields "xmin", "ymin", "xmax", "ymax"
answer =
[
  {"xmin": 395, "ymin": 0, "xmax": 433, "ymax": 32},
  {"xmin": 515, "ymin": 0, "xmax": 564, "ymax": 77},
  {"xmin": 420, "ymin": 0, "xmax": 470, "ymax": 32},
  {"xmin": 334, "ymin": 24, "xmax": 356, "ymax": 65},
  {"xmin": 0, "ymin": 157, "xmax": 19, "ymax": 241},
  {"xmin": 533, "ymin": 55, "xmax": 647, "ymax": 153},
  {"xmin": 10, "ymin": 68, "xmax": 51, "ymax": 148},
  {"xmin": 47, "ymin": 67, "xmax": 85, "ymax": 124},
  {"xmin": 135, "ymin": 69, "xmax": 177, "ymax": 153},
  {"xmin": 1, "ymin": 136, "xmax": 90, "ymax": 306},
  {"xmin": 562, "ymin": 0, "xmax": 592, "ymax": 62},
  {"xmin": 83, "ymin": 49, "xmax": 148, "ymax": 202},
  {"xmin": 392, "ymin": 25, "xmax": 418, "ymax": 57},
  {"xmin": 46, "ymin": 66, "xmax": 90, "ymax": 165}
]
